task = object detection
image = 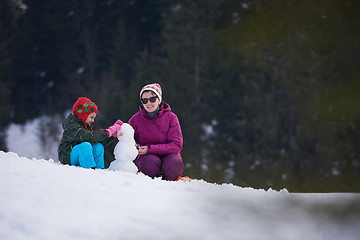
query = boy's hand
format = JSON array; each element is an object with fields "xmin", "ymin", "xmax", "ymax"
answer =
[
  {"xmin": 106, "ymin": 121, "xmax": 122, "ymax": 137},
  {"xmin": 115, "ymin": 120, "xmax": 123, "ymax": 126}
]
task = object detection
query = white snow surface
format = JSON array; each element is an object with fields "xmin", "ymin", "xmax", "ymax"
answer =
[{"xmin": 1, "ymin": 151, "xmax": 360, "ymax": 240}]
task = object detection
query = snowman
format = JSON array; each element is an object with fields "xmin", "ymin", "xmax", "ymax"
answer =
[{"xmin": 108, "ymin": 123, "xmax": 138, "ymax": 173}]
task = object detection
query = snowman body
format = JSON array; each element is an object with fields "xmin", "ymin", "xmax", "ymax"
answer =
[{"xmin": 109, "ymin": 123, "xmax": 138, "ymax": 173}]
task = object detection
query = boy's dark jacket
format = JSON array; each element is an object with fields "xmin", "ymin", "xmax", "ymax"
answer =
[{"xmin": 58, "ymin": 114, "xmax": 113, "ymax": 165}]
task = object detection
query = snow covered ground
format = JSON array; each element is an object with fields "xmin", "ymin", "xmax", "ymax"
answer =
[{"xmin": 1, "ymin": 151, "xmax": 360, "ymax": 240}]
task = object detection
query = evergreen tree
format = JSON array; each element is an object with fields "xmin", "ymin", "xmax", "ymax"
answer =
[
  {"xmin": 9, "ymin": 0, "xmax": 66, "ymax": 123},
  {"xmin": 151, "ymin": 0, "xmax": 228, "ymax": 180},
  {"xmin": 219, "ymin": 0, "xmax": 360, "ymax": 191},
  {"xmin": 0, "ymin": 0, "xmax": 25, "ymax": 149}
]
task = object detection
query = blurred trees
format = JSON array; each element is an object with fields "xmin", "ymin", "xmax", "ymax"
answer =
[
  {"xmin": 1, "ymin": 0, "xmax": 359, "ymax": 192},
  {"xmin": 0, "ymin": 0, "xmax": 25, "ymax": 149},
  {"xmin": 218, "ymin": 0, "xmax": 360, "ymax": 191}
]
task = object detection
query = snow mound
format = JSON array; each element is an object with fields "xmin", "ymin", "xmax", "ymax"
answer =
[
  {"xmin": 6, "ymin": 115, "xmax": 63, "ymax": 161},
  {"xmin": 1, "ymin": 151, "xmax": 360, "ymax": 240}
]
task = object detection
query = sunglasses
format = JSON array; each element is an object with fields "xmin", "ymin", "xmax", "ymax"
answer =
[{"xmin": 141, "ymin": 96, "xmax": 158, "ymax": 104}]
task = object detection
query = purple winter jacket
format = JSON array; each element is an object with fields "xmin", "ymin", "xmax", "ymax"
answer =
[{"xmin": 128, "ymin": 102, "xmax": 183, "ymax": 156}]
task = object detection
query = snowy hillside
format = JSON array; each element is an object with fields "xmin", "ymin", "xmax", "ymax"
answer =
[{"xmin": 1, "ymin": 151, "xmax": 360, "ymax": 240}]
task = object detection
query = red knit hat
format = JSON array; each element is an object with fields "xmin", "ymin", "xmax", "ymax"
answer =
[{"xmin": 72, "ymin": 97, "xmax": 98, "ymax": 123}]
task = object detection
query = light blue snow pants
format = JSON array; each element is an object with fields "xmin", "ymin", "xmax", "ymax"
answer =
[{"xmin": 70, "ymin": 142, "xmax": 105, "ymax": 169}]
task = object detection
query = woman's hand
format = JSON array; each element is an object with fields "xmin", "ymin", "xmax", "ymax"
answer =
[{"xmin": 137, "ymin": 145, "xmax": 148, "ymax": 155}]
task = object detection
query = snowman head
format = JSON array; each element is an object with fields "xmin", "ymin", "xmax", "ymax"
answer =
[{"xmin": 116, "ymin": 123, "xmax": 135, "ymax": 141}]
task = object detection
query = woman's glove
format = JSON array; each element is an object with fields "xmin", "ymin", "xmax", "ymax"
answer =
[{"xmin": 105, "ymin": 120, "xmax": 123, "ymax": 137}]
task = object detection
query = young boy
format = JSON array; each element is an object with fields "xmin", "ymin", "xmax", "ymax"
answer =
[{"xmin": 58, "ymin": 97, "xmax": 123, "ymax": 169}]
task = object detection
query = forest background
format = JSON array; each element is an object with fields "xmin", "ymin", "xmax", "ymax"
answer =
[{"xmin": 1, "ymin": 0, "xmax": 359, "ymax": 192}]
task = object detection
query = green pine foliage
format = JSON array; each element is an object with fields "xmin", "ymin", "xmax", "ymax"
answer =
[
  {"xmin": 217, "ymin": 0, "xmax": 360, "ymax": 191},
  {"xmin": 0, "ymin": 0, "xmax": 23, "ymax": 150}
]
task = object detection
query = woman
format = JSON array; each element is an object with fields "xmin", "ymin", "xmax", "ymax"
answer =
[
  {"xmin": 128, "ymin": 83, "xmax": 184, "ymax": 180},
  {"xmin": 58, "ymin": 97, "xmax": 123, "ymax": 169}
]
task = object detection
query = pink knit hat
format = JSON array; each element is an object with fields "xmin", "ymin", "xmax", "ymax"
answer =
[{"xmin": 140, "ymin": 83, "xmax": 162, "ymax": 102}]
